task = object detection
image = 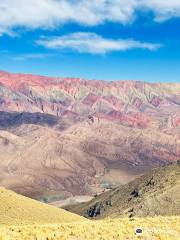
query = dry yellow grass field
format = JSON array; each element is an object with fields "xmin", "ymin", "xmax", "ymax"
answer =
[
  {"xmin": 0, "ymin": 187, "xmax": 179, "ymax": 240},
  {"xmin": 0, "ymin": 217, "xmax": 180, "ymax": 240},
  {"xmin": 0, "ymin": 187, "xmax": 84, "ymax": 225}
]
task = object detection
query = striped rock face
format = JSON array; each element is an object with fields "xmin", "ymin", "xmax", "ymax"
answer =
[
  {"xmin": 0, "ymin": 70, "xmax": 179, "ymax": 198},
  {"xmin": 0, "ymin": 70, "xmax": 180, "ymax": 129}
]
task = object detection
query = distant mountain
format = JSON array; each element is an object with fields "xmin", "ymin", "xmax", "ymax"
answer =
[
  {"xmin": 0, "ymin": 70, "xmax": 179, "ymax": 199},
  {"xmin": 0, "ymin": 70, "xmax": 180, "ymax": 129},
  {"xmin": 66, "ymin": 161, "xmax": 180, "ymax": 218}
]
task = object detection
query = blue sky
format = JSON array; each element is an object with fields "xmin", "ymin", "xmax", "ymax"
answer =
[{"xmin": 0, "ymin": 0, "xmax": 180, "ymax": 82}]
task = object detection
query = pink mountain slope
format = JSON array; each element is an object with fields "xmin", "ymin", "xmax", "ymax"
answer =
[{"xmin": 0, "ymin": 70, "xmax": 179, "ymax": 129}]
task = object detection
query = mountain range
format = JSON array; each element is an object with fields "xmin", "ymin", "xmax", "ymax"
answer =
[
  {"xmin": 0, "ymin": 70, "xmax": 179, "ymax": 199},
  {"xmin": 0, "ymin": 70, "xmax": 180, "ymax": 129}
]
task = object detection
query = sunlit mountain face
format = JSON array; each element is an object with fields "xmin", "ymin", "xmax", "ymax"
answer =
[{"xmin": 0, "ymin": 71, "xmax": 180, "ymax": 129}]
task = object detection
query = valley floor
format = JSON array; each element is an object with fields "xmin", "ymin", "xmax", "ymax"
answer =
[{"xmin": 0, "ymin": 217, "xmax": 179, "ymax": 240}]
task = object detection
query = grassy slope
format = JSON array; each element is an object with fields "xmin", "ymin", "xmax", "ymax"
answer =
[
  {"xmin": 66, "ymin": 161, "xmax": 180, "ymax": 219},
  {"xmin": 0, "ymin": 217, "xmax": 179, "ymax": 240},
  {"xmin": 0, "ymin": 187, "xmax": 85, "ymax": 226},
  {"xmin": 0, "ymin": 186, "xmax": 179, "ymax": 239}
]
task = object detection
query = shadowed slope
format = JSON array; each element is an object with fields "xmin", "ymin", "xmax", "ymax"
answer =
[{"xmin": 0, "ymin": 111, "xmax": 59, "ymax": 128}]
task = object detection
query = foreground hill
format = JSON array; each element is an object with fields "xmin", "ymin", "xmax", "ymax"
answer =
[
  {"xmin": 0, "ymin": 187, "xmax": 179, "ymax": 239},
  {"xmin": 67, "ymin": 161, "xmax": 180, "ymax": 219},
  {"xmin": 0, "ymin": 187, "xmax": 84, "ymax": 225},
  {"xmin": 1, "ymin": 217, "xmax": 179, "ymax": 240}
]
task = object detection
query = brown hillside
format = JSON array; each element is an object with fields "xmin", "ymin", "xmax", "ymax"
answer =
[
  {"xmin": 0, "ymin": 119, "xmax": 179, "ymax": 199},
  {"xmin": 66, "ymin": 161, "xmax": 180, "ymax": 219}
]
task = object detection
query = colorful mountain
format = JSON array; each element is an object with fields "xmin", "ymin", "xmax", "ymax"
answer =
[
  {"xmin": 0, "ymin": 70, "xmax": 179, "ymax": 198},
  {"xmin": 0, "ymin": 70, "xmax": 180, "ymax": 129}
]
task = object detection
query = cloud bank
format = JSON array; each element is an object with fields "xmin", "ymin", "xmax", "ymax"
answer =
[
  {"xmin": 0, "ymin": 0, "xmax": 180, "ymax": 35},
  {"xmin": 37, "ymin": 32, "xmax": 161, "ymax": 54}
]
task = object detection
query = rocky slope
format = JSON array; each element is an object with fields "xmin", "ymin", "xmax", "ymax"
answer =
[
  {"xmin": 0, "ymin": 70, "xmax": 179, "ymax": 198},
  {"xmin": 66, "ymin": 161, "xmax": 180, "ymax": 219}
]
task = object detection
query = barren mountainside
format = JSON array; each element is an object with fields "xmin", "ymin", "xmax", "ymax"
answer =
[{"xmin": 67, "ymin": 161, "xmax": 180, "ymax": 219}]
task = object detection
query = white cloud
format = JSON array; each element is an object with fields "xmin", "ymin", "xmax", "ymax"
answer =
[
  {"xmin": 0, "ymin": 0, "xmax": 180, "ymax": 35},
  {"xmin": 0, "ymin": 0, "xmax": 131, "ymax": 36},
  {"xmin": 36, "ymin": 32, "xmax": 161, "ymax": 54},
  {"xmin": 10, "ymin": 53, "xmax": 53, "ymax": 61},
  {"xmin": 0, "ymin": 50, "xmax": 53, "ymax": 60},
  {"xmin": 140, "ymin": 0, "xmax": 180, "ymax": 21}
]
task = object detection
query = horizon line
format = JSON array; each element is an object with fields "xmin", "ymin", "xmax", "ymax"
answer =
[{"xmin": 0, "ymin": 69, "xmax": 179, "ymax": 85}]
